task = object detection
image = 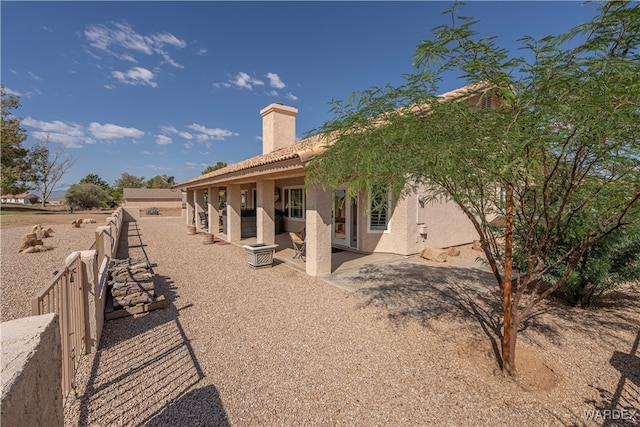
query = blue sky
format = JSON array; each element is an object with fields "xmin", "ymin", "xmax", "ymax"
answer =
[{"xmin": 2, "ymin": 1, "xmax": 600, "ymax": 189}]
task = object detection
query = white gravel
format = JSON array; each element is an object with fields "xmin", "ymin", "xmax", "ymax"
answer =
[{"xmin": 3, "ymin": 217, "xmax": 638, "ymax": 426}]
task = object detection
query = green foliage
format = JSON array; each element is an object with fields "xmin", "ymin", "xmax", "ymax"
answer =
[
  {"xmin": 202, "ymin": 161, "xmax": 227, "ymax": 175},
  {"xmin": 146, "ymin": 207, "xmax": 160, "ymax": 215},
  {"xmin": 79, "ymin": 174, "xmax": 111, "ymax": 191},
  {"xmin": 146, "ymin": 174, "xmax": 172, "ymax": 189},
  {"xmin": 113, "ymin": 172, "xmax": 146, "ymax": 191},
  {"xmin": 112, "ymin": 172, "xmax": 145, "ymax": 202},
  {"xmin": 1, "ymin": 86, "xmax": 30, "ymax": 194},
  {"xmin": 65, "ymin": 183, "xmax": 111, "ymax": 209},
  {"xmin": 546, "ymin": 222, "xmax": 640, "ymax": 307}
]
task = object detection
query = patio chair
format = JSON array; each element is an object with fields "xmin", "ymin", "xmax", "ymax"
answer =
[
  {"xmin": 289, "ymin": 229, "xmax": 306, "ymax": 261},
  {"xmin": 198, "ymin": 211, "xmax": 208, "ymax": 229}
]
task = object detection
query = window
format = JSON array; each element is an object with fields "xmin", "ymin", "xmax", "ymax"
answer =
[
  {"xmin": 369, "ymin": 186, "xmax": 389, "ymax": 232},
  {"xmin": 284, "ymin": 187, "xmax": 305, "ymax": 219}
]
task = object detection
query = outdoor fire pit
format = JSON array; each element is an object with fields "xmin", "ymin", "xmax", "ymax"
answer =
[{"xmin": 242, "ymin": 243, "xmax": 278, "ymax": 269}]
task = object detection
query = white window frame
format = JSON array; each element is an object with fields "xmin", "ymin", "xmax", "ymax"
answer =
[
  {"xmin": 283, "ymin": 186, "xmax": 305, "ymax": 221},
  {"xmin": 367, "ymin": 188, "xmax": 391, "ymax": 233}
]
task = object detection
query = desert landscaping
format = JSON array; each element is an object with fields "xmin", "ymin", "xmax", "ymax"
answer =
[{"xmin": 1, "ymin": 212, "xmax": 638, "ymax": 425}]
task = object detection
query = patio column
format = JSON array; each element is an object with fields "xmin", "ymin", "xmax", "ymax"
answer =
[
  {"xmin": 195, "ymin": 189, "xmax": 206, "ymax": 232},
  {"xmin": 186, "ymin": 189, "xmax": 195, "ymax": 226},
  {"xmin": 226, "ymin": 183, "xmax": 242, "ymax": 242},
  {"xmin": 207, "ymin": 186, "xmax": 220, "ymax": 234},
  {"xmin": 305, "ymin": 184, "xmax": 332, "ymax": 276},
  {"xmin": 256, "ymin": 179, "xmax": 275, "ymax": 244}
]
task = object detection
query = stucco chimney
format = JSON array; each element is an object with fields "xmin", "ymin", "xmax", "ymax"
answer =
[{"xmin": 260, "ymin": 103, "xmax": 298, "ymax": 155}]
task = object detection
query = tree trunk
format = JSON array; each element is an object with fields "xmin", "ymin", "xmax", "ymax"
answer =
[{"xmin": 502, "ymin": 183, "xmax": 516, "ymax": 375}]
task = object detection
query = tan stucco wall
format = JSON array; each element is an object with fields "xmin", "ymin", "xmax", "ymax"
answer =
[
  {"xmin": 124, "ymin": 199, "xmax": 182, "ymax": 210},
  {"xmin": 1, "ymin": 314, "xmax": 63, "ymax": 427},
  {"xmin": 358, "ymin": 186, "xmax": 478, "ymax": 255}
]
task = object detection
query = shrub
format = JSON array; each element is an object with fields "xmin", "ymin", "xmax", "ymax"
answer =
[
  {"xmin": 146, "ymin": 207, "xmax": 160, "ymax": 215},
  {"xmin": 65, "ymin": 183, "xmax": 111, "ymax": 209},
  {"xmin": 547, "ymin": 223, "xmax": 640, "ymax": 307}
]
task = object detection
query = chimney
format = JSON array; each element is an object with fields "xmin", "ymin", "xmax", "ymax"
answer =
[{"xmin": 260, "ymin": 103, "xmax": 298, "ymax": 155}]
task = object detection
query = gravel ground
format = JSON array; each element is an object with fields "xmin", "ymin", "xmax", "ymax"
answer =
[
  {"xmin": 3, "ymin": 216, "xmax": 638, "ymax": 426},
  {"xmin": 0, "ymin": 222, "xmax": 101, "ymax": 322}
]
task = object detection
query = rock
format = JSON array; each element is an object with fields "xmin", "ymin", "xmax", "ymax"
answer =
[
  {"xmin": 32, "ymin": 225, "xmax": 55, "ymax": 239},
  {"xmin": 447, "ymin": 247, "xmax": 461, "ymax": 257},
  {"xmin": 20, "ymin": 245, "xmax": 53, "ymax": 254},
  {"xmin": 420, "ymin": 246, "xmax": 448, "ymax": 263},
  {"xmin": 472, "ymin": 240, "xmax": 483, "ymax": 251},
  {"xmin": 19, "ymin": 233, "xmax": 43, "ymax": 253}
]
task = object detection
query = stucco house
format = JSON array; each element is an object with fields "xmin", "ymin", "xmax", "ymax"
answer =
[
  {"xmin": 122, "ymin": 188, "xmax": 183, "ymax": 211},
  {"xmin": 175, "ymin": 84, "xmax": 490, "ymax": 276},
  {"xmin": 0, "ymin": 193, "xmax": 40, "ymax": 204}
]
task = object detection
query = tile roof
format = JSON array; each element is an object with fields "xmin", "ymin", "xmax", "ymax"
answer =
[
  {"xmin": 175, "ymin": 82, "xmax": 492, "ymax": 189},
  {"xmin": 1, "ymin": 193, "xmax": 37, "ymax": 199}
]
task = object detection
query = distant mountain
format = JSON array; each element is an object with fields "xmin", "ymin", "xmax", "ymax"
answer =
[
  {"xmin": 48, "ymin": 189, "xmax": 68, "ymax": 200},
  {"xmin": 29, "ymin": 189, "xmax": 68, "ymax": 200}
]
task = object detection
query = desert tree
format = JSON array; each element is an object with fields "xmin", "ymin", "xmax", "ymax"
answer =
[
  {"xmin": 65, "ymin": 183, "xmax": 111, "ymax": 210},
  {"xmin": 113, "ymin": 172, "xmax": 145, "ymax": 191},
  {"xmin": 27, "ymin": 133, "xmax": 77, "ymax": 207},
  {"xmin": 146, "ymin": 174, "xmax": 173, "ymax": 189},
  {"xmin": 111, "ymin": 172, "xmax": 146, "ymax": 203},
  {"xmin": 1, "ymin": 86, "xmax": 30, "ymax": 194},
  {"xmin": 79, "ymin": 173, "xmax": 111, "ymax": 191},
  {"xmin": 202, "ymin": 161, "xmax": 228, "ymax": 175},
  {"xmin": 306, "ymin": 1, "xmax": 640, "ymax": 375}
]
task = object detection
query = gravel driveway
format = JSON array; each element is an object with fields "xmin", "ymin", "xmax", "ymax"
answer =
[{"xmin": 49, "ymin": 216, "xmax": 640, "ymax": 426}]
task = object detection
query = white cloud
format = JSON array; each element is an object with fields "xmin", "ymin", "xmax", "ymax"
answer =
[
  {"xmin": 145, "ymin": 164, "xmax": 172, "ymax": 171},
  {"xmin": 33, "ymin": 132, "xmax": 88, "ymax": 148},
  {"xmin": 184, "ymin": 141, "xmax": 194, "ymax": 149},
  {"xmin": 186, "ymin": 123, "xmax": 238, "ymax": 141},
  {"xmin": 120, "ymin": 54, "xmax": 137, "ymax": 63},
  {"xmin": 185, "ymin": 162, "xmax": 197, "ymax": 169},
  {"xmin": 232, "ymin": 72, "xmax": 264, "ymax": 90},
  {"xmin": 197, "ymin": 48, "xmax": 207, "ymax": 55},
  {"xmin": 4, "ymin": 87, "xmax": 22, "ymax": 96},
  {"xmin": 23, "ymin": 117, "xmax": 84, "ymax": 137},
  {"xmin": 150, "ymin": 32, "xmax": 186, "ymax": 48},
  {"xmin": 84, "ymin": 22, "xmax": 186, "ymax": 68},
  {"xmin": 285, "ymin": 92, "xmax": 298, "ymax": 101},
  {"xmin": 89, "ymin": 122, "xmax": 144, "ymax": 140},
  {"xmin": 22, "ymin": 117, "xmax": 88, "ymax": 148},
  {"xmin": 212, "ymin": 81, "xmax": 232, "ymax": 89},
  {"xmin": 28, "ymin": 71, "xmax": 42, "ymax": 81},
  {"xmin": 160, "ymin": 125, "xmax": 193, "ymax": 140},
  {"xmin": 266, "ymin": 72, "xmax": 286, "ymax": 89},
  {"xmin": 266, "ymin": 90, "xmax": 278, "ymax": 97},
  {"xmin": 155, "ymin": 134, "xmax": 172, "ymax": 145},
  {"xmin": 111, "ymin": 67, "xmax": 158, "ymax": 87}
]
